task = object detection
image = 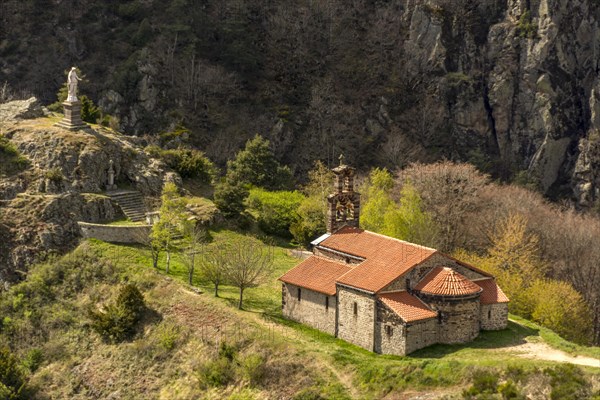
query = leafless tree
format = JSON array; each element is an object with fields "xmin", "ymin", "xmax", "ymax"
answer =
[
  {"xmin": 182, "ymin": 227, "xmax": 209, "ymax": 286},
  {"xmin": 197, "ymin": 239, "xmax": 230, "ymax": 297},
  {"xmin": 398, "ymin": 161, "xmax": 489, "ymax": 252},
  {"xmin": 224, "ymin": 237, "xmax": 275, "ymax": 310}
]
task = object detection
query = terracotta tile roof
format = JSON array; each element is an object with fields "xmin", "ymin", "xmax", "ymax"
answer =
[
  {"xmin": 279, "ymin": 256, "xmax": 352, "ymax": 296},
  {"xmin": 415, "ymin": 266, "xmax": 482, "ymax": 297},
  {"xmin": 378, "ymin": 291, "xmax": 438, "ymax": 322},
  {"xmin": 475, "ymin": 278, "xmax": 510, "ymax": 304},
  {"xmin": 321, "ymin": 226, "xmax": 437, "ymax": 293}
]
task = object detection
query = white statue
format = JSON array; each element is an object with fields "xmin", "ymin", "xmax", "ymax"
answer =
[{"xmin": 67, "ymin": 67, "xmax": 82, "ymax": 102}]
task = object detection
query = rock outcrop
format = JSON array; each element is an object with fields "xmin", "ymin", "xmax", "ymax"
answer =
[
  {"xmin": 0, "ymin": 99, "xmax": 178, "ymax": 282},
  {"xmin": 2, "ymin": 0, "xmax": 600, "ymax": 205}
]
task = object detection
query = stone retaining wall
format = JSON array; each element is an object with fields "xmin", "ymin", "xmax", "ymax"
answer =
[{"xmin": 78, "ymin": 221, "xmax": 151, "ymax": 243}]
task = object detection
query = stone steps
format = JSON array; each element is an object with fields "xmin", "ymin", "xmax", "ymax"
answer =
[{"xmin": 107, "ymin": 190, "xmax": 147, "ymax": 222}]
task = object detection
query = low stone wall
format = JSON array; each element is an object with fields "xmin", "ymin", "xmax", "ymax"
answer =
[{"xmin": 78, "ymin": 221, "xmax": 151, "ymax": 243}]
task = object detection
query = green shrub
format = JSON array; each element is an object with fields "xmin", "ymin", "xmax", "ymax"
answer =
[
  {"xmin": 226, "ymin": 135, "xmax": 293, "ymax": 191},
  {"xmin": 197, "ymin": 358, "xmax": 235, "ymax": 388},
  {"xmin": 146, "ymin": 146, "xmax": 216, "ymax": 183},
  {"xmin": 0, "ymin": 135, "xmax": 28, "ymax": 174},
  {"xmin": 89, "ymin": 284, "xmax": 145, "ymax": 343},
  {"xmin": 246, "ymin": 188, "xmax": 304, "ymax": 237},
  {"xmin": 0, "ymin": 347, "xmax": 26, "ymax": 399},
  {"xmin": 517, "ymin": 10, "xmax": 537, "ymax": 38},
  {"xmin": 462, "ymin": 370, "xmax": 498, "ymax": 399},
  {"xmin": 21, "ymin": 349, "xmax": 43, "ymax": 373},
  {"xmin": 156, "ymin": 323, "xmax": 179, "ymax": 351},
  {"xmin": 546, "ymin": 364, "xmax": 590, "ymax": 400},
  {"xmin": 498, "ymin": 380, "xmax": 525, "ymax": 400},
  {"xmin": 80, "ymin": 95, "xmax": 100, "ymax": 123},
  {"xmin": 214, "ymin": 178, "xmax": 249, "ymax": 218},
  {"xmin": 293, "ymin": 388, "xmax": 326, "ymax": 400},
  {"xmin": 44, "ymin": 168, "xmax": 64, "ymax": 183},
  {"xmin": 238, "ymin": 354, "xmax": 265, "ymax": 387},
  {"xmin": 290, "ymin": 195, "xmax": 327, "ymax": 246}
]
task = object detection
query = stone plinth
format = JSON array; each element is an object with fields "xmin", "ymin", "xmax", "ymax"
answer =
[{"xmin": 54, "ymin": 101, "xmax": 87, "ymax": 130}]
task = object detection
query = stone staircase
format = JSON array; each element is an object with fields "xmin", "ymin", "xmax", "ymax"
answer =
[{"xmin": 107, "ymin": 190, "xmax": 147, "ymax": 222}]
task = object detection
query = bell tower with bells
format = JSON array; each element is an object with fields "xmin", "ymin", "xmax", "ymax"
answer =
[{"xmin": 326, "ymin": 154, "xmax": 361, "ymax": 233}]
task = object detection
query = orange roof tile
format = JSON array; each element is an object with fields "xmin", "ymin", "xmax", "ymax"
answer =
[
  {"xmin": 475, "ymin": 278, "xmax": 510, "ymax": 304},
  {"xmin": 321, "ymin": 227, "xmax": 437, "ymax": 293},
  {"xmin": 378, "ymin": 291, "xmax": 438, "ymax": 322},
  {"xmin": 415, "ymin": 266, "xmax": 482, "ymax": 296},
  {"xmin": 279, "ymin": 256, "xmax": 352, "ymax": 296}
]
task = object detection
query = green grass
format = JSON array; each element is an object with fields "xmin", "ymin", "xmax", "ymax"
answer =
[
  {"xmin": 87, "ymin": 227, "xmax": 599, "ymax": 398},
  {"xmin": 509, "ymin": 315, "xmax": 600, "ymax": 359},
  {"xmin": 106, "ymin": 219, "xmax": 146, "ymax": 226}
]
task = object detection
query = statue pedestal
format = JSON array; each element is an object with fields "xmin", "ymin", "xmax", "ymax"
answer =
[{"xmin": 54, "ymin": 101, "xmax": 88, "ymax": 130}]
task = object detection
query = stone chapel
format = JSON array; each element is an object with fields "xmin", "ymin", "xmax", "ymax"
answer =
[{"xmin": 279, "ymin": 162, "xmax": 509, "ymax": 355}]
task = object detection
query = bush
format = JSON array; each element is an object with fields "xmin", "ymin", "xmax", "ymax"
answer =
[
  {"xmin": 462, "ymin": 370, "xmax": 498, "ymax": 399},
  {"xmin": 546, "ymin": 364, "xmax": 590, "ymax": 400},
  {"xmin": 44, "ymin": 168, "xmax": 64, "ymax": 183},
  {"xmin": 156, "ymin": 323, "xmax": 179, "ymax": 351},
  {"xmin": 238, "ymin": 354, "xmax": 265, "ymax": 387},
  {"xmin": 246, "ymin": 188, "xmax": 304, "ymax": 237},
  {"xmin": 197, "ymin": 358, "xmax": 235, "ymax": 388},
  {"xmin": 146, "ymin": 146, "xmax": 216, "ymax": 183},
  {"xmin": 214, "ymin": 179, "xmax": 249, "ymax": 218},
  {"xmin": 21, "ymin": 349, "xmax": 43, "ymax": 373},
  {"xmin": 89, "ymin": 284, "xmax": 146, "ymax": 343},
  {"xmin": 0, "ymin": 347, "xmax": 26, "ymax": 399},
  {"xmin": 0, "ymin": 135, "xmax": 28, "ymax": 174},
  {"xmin": 226, "ymin": 135, "xmax": 293, "ymax": 190},
  {"xmin": 290, "ymin": 195, "xmax": 327, "ymax": 246}
]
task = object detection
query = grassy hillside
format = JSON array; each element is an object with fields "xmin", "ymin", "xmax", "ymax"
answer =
[{"xmin": 1, "ymin": 226, "xmax": 598, "ymax": 399}]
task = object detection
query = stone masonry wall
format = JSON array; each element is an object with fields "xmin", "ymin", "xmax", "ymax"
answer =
[
  {"xmin": 404, "ymin": 318, "xmax": 440, "ymax": 354},
  {"xmin": 374, "ymin": 300, "xmax": 406, "ymax": 355},
  {"xmin": 337, "ymin": 286, "xmax": 376, "ymax": 351},
  {"xmin": 282, "ymin": 283, "xmax": 337, "ymax": 336},
  {"xmin": 480, "ymin": 303, "xmax": 508, "ymax": 330},
  {"xmin": 313, "ymin": 246, "xmax": 363, "ymax": 265},
  {"xmin": 381, "ymin": 253, "xmax": 489, "ymax": 292},
  {"xmin": 425, "ymin": 295, "xmax": 480, "ymax": 344},
  {"xmin": 78, "ymin": 222, "xmax": 151, "ymax": 243}
]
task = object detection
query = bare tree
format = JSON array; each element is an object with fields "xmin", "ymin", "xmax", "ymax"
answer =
[
  {"xmin": 197, "ymin": 240, "xmax": 230, "ymax": 297},
  {"xmin": 398, "ymin": 161, "xmax": 489, "ymax": 252},
  {"xmin": 224, "ymin": 237, "xmax": 275, "ymax": 310},
  {"xmin": 182, "ymin": 227, "xmax": 208, "ymax": 286}
]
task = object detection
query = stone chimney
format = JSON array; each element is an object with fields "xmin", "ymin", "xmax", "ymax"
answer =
[{"xmin": 326, "ymin": 155, "xmax": 361, "ymax": 233}]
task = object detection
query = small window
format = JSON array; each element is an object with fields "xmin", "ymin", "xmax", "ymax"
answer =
[
  {"xmin": 325, "ymin": 296, "xmax": 329, "ymax": 311},
  {"xmin": 385, "ymin": 325, "xmax": 393, "ymax": 337},
  {"xmin": 297, "ymin": 288, "xmax": 302, "ymax": 302},
  {"xmin": 488, "ymin": 309, "xmax": 491, "ymax": 319},
  {"xmin": 353, "ymin": 302, "xmax": 358, "ymax": 316}
]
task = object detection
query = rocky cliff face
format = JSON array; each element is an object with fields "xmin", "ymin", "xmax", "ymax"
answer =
[
  {"xmin": 0, "ymin": 99, "xmax": 177, "ymax": 283},
  {"xmin": 1, "ymin": 0, "xmax": 600, "ymax": 204}
]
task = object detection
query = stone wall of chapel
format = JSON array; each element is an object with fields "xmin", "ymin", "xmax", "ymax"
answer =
[
  {"xmin": 424, "ymin": 295, "xmax": 481, "ymax": 344},
  {"xmin": 381, "ymin": 253, "xmax": 489, "ymax": 292},
  {"xmin": 337, "ymin": 286, "xmax": 376, "ymax": 351},
  {"xmin": 313, "ymin": 247, "xmax": 362, "ymax": 265},
  {"xmin": 374, "ymin": 301, "xmax": 407, "ymax": 355},
  {"xmin": 281, "ymin": 284, "xmax": 337, "ymax": 335},
  {"xmin": 480, "ymin": 303, "xmax": 508, "ymax": 330},
  {"xmin": 404, "ymin": 318, "xmax": 440, "ymax": 354}
]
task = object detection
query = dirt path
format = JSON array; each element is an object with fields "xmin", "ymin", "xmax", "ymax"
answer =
[{"xmin": 501, "ymin": 341, "xmax": 600, "ymax": 368}]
